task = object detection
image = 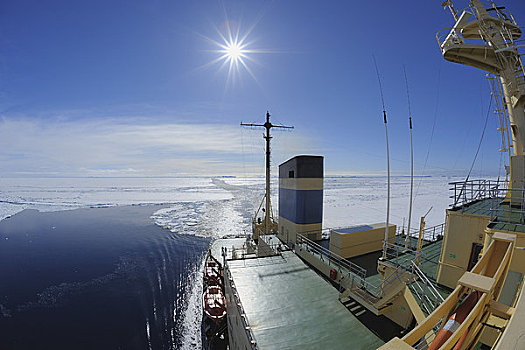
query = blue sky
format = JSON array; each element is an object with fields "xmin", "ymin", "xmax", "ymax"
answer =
[{"xmin": 1, "ymin": 0, "xmax": 524, "ymax": 177}]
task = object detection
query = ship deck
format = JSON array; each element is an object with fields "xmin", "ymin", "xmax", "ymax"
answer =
[
  {"xmin": 378, "ymin": 238, "xmax": 452, "ymax": 302},
  {"xmin": 450, "ymin": 197, "xmax": 501, "ymax": 216},
  {"xmin": 389, "ymin": 236, "xmax": 444, "ymax": 281},
  {"xmin": 226, "ymin": 250, "xmax": 384, "ymax": 349},
  {"xmin": 452, "ymin": 197, "xmax": 525, "ymax": 233}
]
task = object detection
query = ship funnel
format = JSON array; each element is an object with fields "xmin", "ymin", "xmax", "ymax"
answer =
[{"xmin": 278, "ymin": 155, "xmax": 324, "ymax": 246}]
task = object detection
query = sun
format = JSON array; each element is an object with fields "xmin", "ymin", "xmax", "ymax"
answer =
[
  {"xmin": 197, "ymin": 19, "xmax": 272, "ymax": 88},
  {"xmin": 223, "ymin": 41, "xmax": 245, "ymax": 62},
  {"xmin": 213, "ymin": 25, "xmax": 256, "ymax": 86}
]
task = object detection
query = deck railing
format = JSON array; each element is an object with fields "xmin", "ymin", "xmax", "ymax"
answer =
[
  {"xmin": 395, "ymin": 223, "xmax": 445, "ymax": 250},
  {"xmin": 488, "ymin": 187, "xmax": 525, "ymax": 228},
  {"xmin": 296, "ymin": 234, "xmax": 412, "ymax": 300},
  {"xmin": 383, "ymin": 240, "xmax": 442, "ymax": 282},
  {"xmin": 296, "ymin": 234, "xmax": 367, "ymax": 279},
  {"xmin": 409, "ymin": 261, "xmax": 445, "ymax": 315},
  {"xmin": 449, "ymin": 179, "xmax": 504, "ymax": 208},
  {"xmin": 448, "ymin": 179, "xmax": 525, "ymax": 228}
]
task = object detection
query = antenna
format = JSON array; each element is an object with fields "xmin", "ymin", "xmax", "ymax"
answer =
[
  {"xmin": 404, "ymin": 65, "xmax": 415, "ymax": 250},
  {"xmin": 241, "ymin": 112, "xmax": 294, "ymax": 237},
  {"xmin": 441, "ymin": 0, "xmax": 459, "ymax": 21},
  {"xmin": 373, "ymin": 56, "xmax": 391, "ymax": 260}
]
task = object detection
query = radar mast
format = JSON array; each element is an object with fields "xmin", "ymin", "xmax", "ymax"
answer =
[{"xmin": 241, "ymin": 112, "xmax": 294, "ymax": 241}]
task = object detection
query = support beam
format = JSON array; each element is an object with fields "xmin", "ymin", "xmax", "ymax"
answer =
[{"xmin": 403, "ymin": 287, "xmax": 426, "ymax": 325}]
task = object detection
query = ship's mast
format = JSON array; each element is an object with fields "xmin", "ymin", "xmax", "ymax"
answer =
[
  {"xmin": 470, "ymin": 0, "xmax": 525, "ymax": 156},
  {"xmin": 241, "ymin": 112, "xmax": 294, "ymax": 236},
  {"xmin": 438, "ymin": 0, "xmax": 525, "ymax": 157},
  {"xmin": 438, "ymin": 0, "xmax": 525, "ymax": 196}
]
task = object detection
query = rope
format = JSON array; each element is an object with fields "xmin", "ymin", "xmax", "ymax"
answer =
[
  {"xmin": 414, "ymin": 65, "xmax": 441, "ymax": 200},
  {"xmin": 454, "ymin": 85, "xmax": 493, "ymax": 206}
]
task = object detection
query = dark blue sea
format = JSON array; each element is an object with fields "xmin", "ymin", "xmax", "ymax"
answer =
[
  {"xmin": 0, "ymin": 177, "xmax": 261, "ymax": 349},
  {"xmin": 0, "ymin": 205, "xmax": 211, "ymax": 349}
]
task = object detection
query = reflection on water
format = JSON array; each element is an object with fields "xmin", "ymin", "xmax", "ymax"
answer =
[
  {"xmin": 0, "ymin": 205, "xmax": 210, "ymax": 349},
  {"xmin": 0, "ymin": 178, "xmax": 259, "ymax": 350}
]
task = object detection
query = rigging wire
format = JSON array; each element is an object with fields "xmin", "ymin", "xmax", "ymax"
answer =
[
  {"xmin": 454, "ymin": 86, "xmax": 493, "ymax": 206},
  {"xmin": 241, "ymin": 125, "xmax": 247, "ymax": 180},
  {"xmin": 403, "ymin": 65, "xmax": 415, "ymax": 248},
  {"xmin": 414, "ymin": 64, "xmax": 441, "ymax": 200},
  {"xmin": 373, "ymin": 55, "xmax": 390, "ymax": 259}
]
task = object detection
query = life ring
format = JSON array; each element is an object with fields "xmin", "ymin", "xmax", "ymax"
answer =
[{"xmin": 428, "ymin": 291, "xmax": 480, "ymax": 350}]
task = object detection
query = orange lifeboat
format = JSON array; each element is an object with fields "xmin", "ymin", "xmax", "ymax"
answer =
[
  {"xmin": 428, "ymin": 291, "xmax": 480, "ymax": 350},
  {"xmin": 202, "ymin": 285, "xmax": 227, "ymax": 324}
]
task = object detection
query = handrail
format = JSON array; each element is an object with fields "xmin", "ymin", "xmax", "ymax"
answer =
[
  {"xmin": 378, "ymin": 265, "xmax": 406, "ymax": 298},
  {"xmin": 296, "ymin": 233, "xmax": 409, "ymax": 300},
  {"xmin": 396, "ymin": 223, "xmax": 445, "ymax": 249},
  {"xmin": 297, "ymin": 231, "xmax": 443, "ymax": 305},
  {"xmin": 449, "ymin": 179, "xmax": 504, "ymax": 208},
  {"xmin": 410, "ymin": 261, "xmax": 444, "ymax": 304},
  {"xmin": 448, "ymin": 179, "xmax": 525, "ymax": 228},
  {"xmin": 296, "ymin": 234, "xmax": 367, "ymax": 278},
  {"xmin": 409, "ymin": 261, "xmax": 444, "ymax": 314}
]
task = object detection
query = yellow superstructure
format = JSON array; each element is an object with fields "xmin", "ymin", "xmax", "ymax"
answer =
[{"xmin": 380, "ymin": 0, "xmax": 525, "ymax": 348}]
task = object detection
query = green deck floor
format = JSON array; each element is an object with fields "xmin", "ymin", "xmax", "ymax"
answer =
[
  {"xmin": 452, "ymin": 197, "xmax": 501, "ymax": 216},
  {"xmin": 453, "ymin": 197, "xmax": 525, "ymax": 233},
  {"xmin": 227, "ymin": 251, "xmax": 384, "ymax": 349},
  {"xmin": 387, "ymin": 237, "xmax": 443, "ymax": 281},
  {"xmin": 383, "ymin": 239, "xmax": 452, "ymax": 309},
  {"xmin": 488, "ymin": 200, "xmax": 525, "ymax": 233}
]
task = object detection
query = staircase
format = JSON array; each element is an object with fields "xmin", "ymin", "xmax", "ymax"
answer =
[
  {"xmin": 407, "ymin": 261, "xmax": 445, "ymax": 316},
  {"xmin": 338, "ymin": 249, "xmax": 444, "ymax": 320}
]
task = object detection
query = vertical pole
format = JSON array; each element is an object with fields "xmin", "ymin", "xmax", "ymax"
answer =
[
  {"xmin": 264, "ymin": 111, "xmax": 271, "ymax": 236},
  {"xmin": 383, "ymin": 110, "xmax": 390, "ymax": 259},
  {"xmin": 373, "ymin": 57, "xmax": 390, "ymax": 260},
  {"xmin": 405, "ymin": 117, "xmax": 414, "ymax": 250},
  {"xmin": 241, "ymin": 113, "xmax": 293, "ymax": 241},
  {"xmin": 415, "ymin": 216, "xmax": 425, "ymax": 266}
]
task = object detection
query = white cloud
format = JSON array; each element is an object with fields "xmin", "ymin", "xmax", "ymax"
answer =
[{"xmin": 0, "ymin": 116, "xmax": 319, "ymax": 176}]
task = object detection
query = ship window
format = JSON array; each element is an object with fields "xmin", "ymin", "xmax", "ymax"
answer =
[{"xmin": 289, "ymin": 170, "xmax": 294, "ymax": 178}]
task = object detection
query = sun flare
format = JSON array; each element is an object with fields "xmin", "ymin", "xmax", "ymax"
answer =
[
  {"xmin": 223, "ymin": 41, "xmax": 245, "ymax": 62},
  {"xmin": 197, "ymin": 19, "xmax": 274, "ymax": 88}
]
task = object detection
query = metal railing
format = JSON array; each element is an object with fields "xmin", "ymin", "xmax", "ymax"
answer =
[
  {"xmin": 395, "ymin": 223, "xmax": 445, "ymax": 250},
  {"xmin": 296, "ymin": 234, "xmax": 409, "ymax": 301},
  {"xmin": 295, "ymin": 233, "xmax": 446, "ymax": 322},
  {"xmin": 224, "ymin": 243, "xmax": 284, "ymax": 261},
  {"xmin": 384, "ymin": 242, "xmax": 419, "ymax": 266},
  {"xmin": 296, "ymin": 234, "xmax": 366, "ymax": 279},
  {"xmin": 408, "ymin": 261, "xmax": 445, "ymax": 315},
  {"xmin": 223, "ymin": 244, "xmax": 253, "ymax": 260},
  {"xmin": 296, "ymin": 228, "xmax": 324, "ymax": 241},
  {"xmin": 489, "ymin": 188, "xmax": 525, "ymax": 228},
  {"xmin": 257, "ymin": 234, "xmax": 286, "ymax": 257},
  {"xmin": 449, "ymin": 179, "xmax": 525, "ymax": 229},
  {"xmin": 384, "ymin": 241, "xmax": 442, "ymax": 281},
  {"xmin": 224, "ymin": 265, "xmax": 258, "ymax": 350},
  {"xmin": 449, "ymin": 179, "xmax": 504, "ymax": 208}
]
